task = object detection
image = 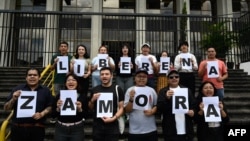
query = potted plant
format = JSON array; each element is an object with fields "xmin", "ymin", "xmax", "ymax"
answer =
[{"xmin": 200, "ymin": 21, "xmax": 237, "ymax": 63}]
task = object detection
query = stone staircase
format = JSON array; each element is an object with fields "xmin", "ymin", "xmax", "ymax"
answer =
[{"xmin": 0, "ymin": 67, "xmax": 250, "ymax": 141}]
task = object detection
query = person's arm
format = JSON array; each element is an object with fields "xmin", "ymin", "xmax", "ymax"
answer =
[
  {"xmin": 88, "ymin": 93, "xmax": 100, "ymax": 110},
  {"xmin": 220, "ymin": 72, "xmax": 228, "ymax": 81},
  {"xmin": 198, "ymin": 61, "xmax": 206, "ymax": 78},
  {"xmin": 69, "ymin": 58, "xmax": 75, "ymax": 73},
  {"xmin": 40, "ymin": 106, "xmax": 52, "ymax": 117},
  {"xmin": 50, "ymin": 56, "xmax": 58, "ymax": 71},
  {"xmin": 114, "ymin": 101, "xmax": 124, "ymax": 119},
  {"xmin": 84, "ymin": 59, "xmax": 92, "ymax": 78},
  {"xmin": 87, "ymin": 62, "xmax": 92, "ymax": 76},
  {"xmin": 4, "ymin": 98, "xmax": 16, "ymax": 111},
  {"xmin": 4, "ymin": 90, "xmax": 21, "ymax": 111},
  {"xmin": 191, "ymin": 54, "xmax": 198, "ymax": 70},
  {"xmin": 91, "ymin": 57, "xmax": 98, "ymax": 72},
  {"xmin": 124, "ymin": 88, "xmax": 135, "ymax": 113},
  {"xmin": 124, "ymin": 99, "xmax": 133, "ymax": 113},
  {"xmin": 108, "ymin": 57, "xmax": 115, "ymax": 71},
  {"xmin": 150, "ymin": 58, "xmax": 158, "ymax": 74}
]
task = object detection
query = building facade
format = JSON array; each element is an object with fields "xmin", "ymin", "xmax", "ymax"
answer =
[{"xmin": 0, "ymin": 0, "xmax": 249, "ymax": 68}]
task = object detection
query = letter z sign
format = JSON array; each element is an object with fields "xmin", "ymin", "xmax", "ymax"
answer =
[{"xmin": 16, "ymin": 91, "xmax": 37, "ymax": 118}]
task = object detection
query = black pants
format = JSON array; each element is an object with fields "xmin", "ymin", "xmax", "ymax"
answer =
[
  {"xmin": 179, "ymin": 72, "xmax": 195, "ymax": 97},
  {"xmin": 11, "ymin": 124, "xmax": 45, "ymax": 141},
  {"xmin": 78, "ymin": 76, "xmax": 89, "ymax": 96},
  {"xmin": 128, "ymin": 131, "xmax": 158, "ymax": 141}
]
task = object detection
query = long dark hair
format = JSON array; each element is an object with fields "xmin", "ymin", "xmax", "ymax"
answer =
[
  {"xmin": 74, "ymin": 44, "xmax": 90, "ymax": 59},
  {"xmin": 119, "ymin": 43, "xmax": 133, "ymax": 57},
  {"xmin": 64, "ymin": 73, "xmax": 81, "ymax": 93},
  {"xmin": 196, "ymin": 81, "xmax": 218, "ymax": 101}
]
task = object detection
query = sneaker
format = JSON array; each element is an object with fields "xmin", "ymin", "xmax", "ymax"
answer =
[{"xmin": 49, "ymin": 118, "xmax": 57, "ymax": 124}]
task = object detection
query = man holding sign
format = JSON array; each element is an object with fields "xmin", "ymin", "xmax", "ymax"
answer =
[
  {"xmin": 124, "ymin": 68, "xmax": 158, "ymax": 141},
  {"xmin": 50, "ymin": 41, "xmax": 72, "ymax": 96},
  {"xmin": 194, "ymin": 81, "xmax": 229, "ymax": 141},
  {"xmin": 198, "ymin": 47, "xmax": 228, "ymax": 100},
  {"xmin": 88, "ymin": 67, "xmax": 124, "ymax": 141},
  {"xmin": 157, "ymin": 69, "xmax": 196, "ymax": 141},
  {"xmin": 4, "ymin": 68, "xmax": 53, "ymax": 141}
]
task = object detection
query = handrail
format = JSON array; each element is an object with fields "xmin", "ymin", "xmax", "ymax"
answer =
[
  {"xmin": 40, "ymin": 64, "xmax": 55, "ymax": 96},
  {"xmin": 0, "ymin": 110, "xmax": 14, "ymax": 141},
  {"xmin": 40, "ymin": 64, "xmax": 51, "ymax": 78}
]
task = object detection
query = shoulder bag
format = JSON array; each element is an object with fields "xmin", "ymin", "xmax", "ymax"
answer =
[{"xmin": 115, "ymin": 85, "xmax": 125, "ymax": 134}]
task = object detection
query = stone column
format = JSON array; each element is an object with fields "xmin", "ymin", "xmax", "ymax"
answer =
[
  {"xmin": 217, "ymin": 0, "xmax": 233, "ymax": 18},
  {"xmin": 90, "ymin": 0, "xmax": 103, "ymax": 59},
  {"xmin": 43, "ymin": 0, "xmax": 61, "ymax": 66},
  {"xmin": 176, "ymin": 0, "xmax": 191, "ymax": 52},
  {"xmin": 135, "ymin": 0, "xmax": 147, "ymax": 54},
  {"xmin": 0, "ymin": 0, "xmax": 16, "ymax": 66}
]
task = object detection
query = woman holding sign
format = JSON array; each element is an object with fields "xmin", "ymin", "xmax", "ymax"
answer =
[
  {"xmin": 156, "ymin": 50, "xmax": 173, "ymax": 93},
  {"xmin": 174, "ymin": 41, "xmax": 198, "ymax": 97},
  {"xmin": 194, "ymin": 81, "xmax": 229, "ymax": 141},
  {"xmin": 52, "ymin": 73, "xmax": 88, "ymax": 141},
  {"xmin": 91, "ymin": 45, "xmax": 115, "ymax": 87},
  {"xmin": 115, "ymin": 43, "xmax": 135, "ymax": 93},
  {"xmin": 70, "ymin": 44, "xmax": 91, "ymax": 97}
]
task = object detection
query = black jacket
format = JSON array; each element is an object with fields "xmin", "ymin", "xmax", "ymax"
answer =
[{"xmin": 157, "ymin": 85, "xmax": 196, "ymax": 139}]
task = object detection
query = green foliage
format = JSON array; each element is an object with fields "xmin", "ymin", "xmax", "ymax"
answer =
[
  {"xmin": 180, "ymin": 1, "xmax": 187, "ymax": 41},
  {"xmin": 200, "ymin": 21, "xmax": 237, "ymax": 58}
]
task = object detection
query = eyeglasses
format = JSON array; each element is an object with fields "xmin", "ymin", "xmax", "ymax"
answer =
[{"xmin": 169, "ymin": 75, "xmax": 179, "ymax": 79}]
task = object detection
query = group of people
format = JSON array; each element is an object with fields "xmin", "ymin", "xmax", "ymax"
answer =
[{"xmin": 4, "ymin": 41, "xmax": 230, "ymax": 141}]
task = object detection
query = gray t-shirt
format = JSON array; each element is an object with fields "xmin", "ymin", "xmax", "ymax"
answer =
[{"xmin": 124, "ymin": 86, "xmax": 158, "ymax": 134}]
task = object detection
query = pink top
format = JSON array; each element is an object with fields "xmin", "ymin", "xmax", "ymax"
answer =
[{"xmin": 198, "ymin": 59, "xmax": 228, "ymax": 89}]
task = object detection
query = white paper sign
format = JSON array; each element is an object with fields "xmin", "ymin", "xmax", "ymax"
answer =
[
  {"xmin": 60, "ymin": 90, "xmax": 77, "ymax": 116},
  {"xmin": 132, "ymin": 87, "xmax": 151, "ymax": 110},
  {"xmin": 97, "ymin": 54, "xmax": 108, "ymax": 70},
  {"xmin": 207, "ymin": 61, "xmax": 219, "ymax": 78},
  {"xmin": 203, "ymin": 96, "xmax": 221, "ymax": 122},
  {"xmin": 140, "ymin": 57, "xmax": 151, "ymax": 70},
  {"xmin": 17, "ymin": 91, "xmax": 37, "ymax": 118},
  {"xmin": 73, "ymin": 59, "xmax": 85, "ymax": 77},
  {"xmin": 120, "ymin": 57, "xmax": 131, "ymax": 74},
  {"xmin": 57, "ymin": 56, "xmax": 69, "ymax": 73},
  {"xmin": 159, "ymin": 57, "xmax": 170, "ymax": 73},
  {"xmin": 172, "ymin": 88, "xmax": 189, "ymax": 114},
  {"xmin": 180, "ymin": 53, "xmax": 192, "ymax": 70},
  {"xmin": 97, "ymin": 93, "xmax": 113, "ymax": 118}
]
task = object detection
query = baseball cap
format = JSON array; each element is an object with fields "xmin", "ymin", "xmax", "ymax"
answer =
[
  {"xmin": 141, "ymin": 43, "xmax": 151, "ymax": 48},
  {"xmin": 167, "ymin": 69, "xmax": 179, "ymax": 77},
  {"xmin": 135, "ymin": 68, "xmax": 148, "ymax": 75}
]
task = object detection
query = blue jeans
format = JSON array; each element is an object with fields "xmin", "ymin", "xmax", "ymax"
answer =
[
  {"xmin": 91, "ymin": 75, "xmax": 101, "ymax": 88},
  {"xmin": 115, "ymin": 76, "xmax": 134, "ymax": 93},
  {"xmin": 216, "ymin": 88, "xmax": 224, "ymax": 100},
  {"xmin": 54, "ymin": 121, "xmax": 84, "ymax": 141}
]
